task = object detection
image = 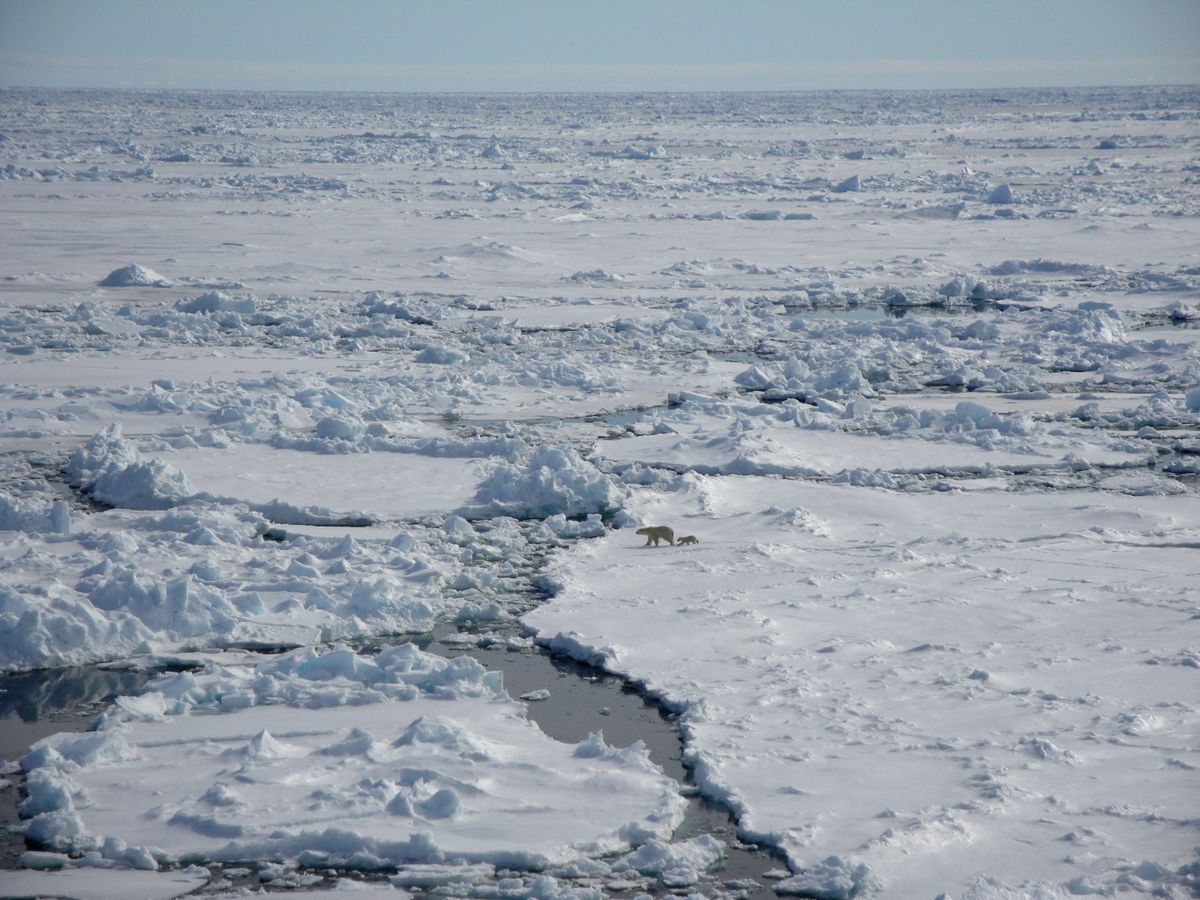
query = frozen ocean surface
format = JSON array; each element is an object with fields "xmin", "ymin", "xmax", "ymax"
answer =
[{"xmin": 1, "ymin": 85, "xmax": 1199, "ymax": 899}]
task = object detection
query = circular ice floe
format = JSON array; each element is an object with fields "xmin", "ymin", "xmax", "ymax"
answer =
[{"xmin": 19, "ymin": 644, "xmax": 684, "ymax": 870}]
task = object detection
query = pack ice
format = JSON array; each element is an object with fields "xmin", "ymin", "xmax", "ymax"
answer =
[{"xmin": 2, "ymin": 85, "xmax": 1200, "ymax": 898}]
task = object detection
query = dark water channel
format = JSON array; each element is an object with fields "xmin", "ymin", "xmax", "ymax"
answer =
[
  {"xmin": 435, "ymin": 632, "xmax": 789, "ymax": 891},
  {"xmin": 0, "ymin": 630, "xmax": 786, "ymax": 898},
  {"xmin": 0, "ymin": 666, "xmax": 156, "ymax": 869}
]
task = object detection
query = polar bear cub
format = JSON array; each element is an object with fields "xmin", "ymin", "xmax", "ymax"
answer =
[
  {"xmin": 636, "ymin": 525, "xmax": 675, "ymax": 546},
  {"xmin": 677, "ymin": 535, "xmax": 699, "ymax": 545}
]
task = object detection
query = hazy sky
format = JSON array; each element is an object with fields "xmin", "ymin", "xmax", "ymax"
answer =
[{"xmin": 2, "ymin": 0, "xmax": 1198, "ymax": 92}]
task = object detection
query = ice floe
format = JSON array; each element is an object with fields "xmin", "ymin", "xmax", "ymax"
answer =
[
  {"xmin": 19, "ymin": 644, "xmax": 683, "ymax": 870},
  {"xmin": 525, "ymin": 476, "xmax": 1200, "ymax": 896}
]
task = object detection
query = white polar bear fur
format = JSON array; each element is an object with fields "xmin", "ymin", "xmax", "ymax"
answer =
[{"xmin": 636, "ymin": 526, "xmax": 674, "ymax": 546}]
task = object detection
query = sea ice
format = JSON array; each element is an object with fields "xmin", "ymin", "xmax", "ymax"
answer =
[
  {"xmin": 98, "ymin": 264, "xmax": 171, "ymax": 288},
  {"xmin": 985, "ymin": 183, "xmax": 1015, "ymax": 204},
  {"xmin": 3, "ymin": 84, "xmax": 1199, "ymax": 898},
  {"xmin": 525, "ymin": 476, "xmax": 1200, "ymax": 896},
  {"xmin": 19, "ymin": 644, "xmax": 684, "ymax": 869}
]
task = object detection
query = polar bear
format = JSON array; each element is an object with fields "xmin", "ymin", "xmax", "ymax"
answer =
[
  {"xmin": 677, "ymin": 535, "xmax": 699, "ymax": 545},
  {"xmin": 636, "ymin": 525, "xmax": 675, "ymax": 546}
]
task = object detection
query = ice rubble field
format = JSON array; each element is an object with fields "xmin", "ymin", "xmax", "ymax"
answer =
[{"xmin": 1, "ymin": 86, "xmax": 1199, "ymax": 898}]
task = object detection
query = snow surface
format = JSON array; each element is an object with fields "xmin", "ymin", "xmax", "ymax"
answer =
[
  {"xmin": 594, "ymin": 397, "xmax": 1150, "ymax": 479},
  {"xmin": 526, "ymin": 478, "xmax": 1200, "ymax": 896},
  {"xmin": 3, "ymin": 85, "xmax": 1200, "ymax": 898},
  {"xmin": 143, "ymin": 443, "xmax": 483, "ymax": 521},
  {"xmin": 0, "ymin": 866, "xmax": 207, "ymax": 899},
  {"xmin": 18, "ymin": 643, "xmax": 682, "ymax": 870}
]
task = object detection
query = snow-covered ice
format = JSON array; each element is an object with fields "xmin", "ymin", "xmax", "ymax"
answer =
[
  {"xmin": 0, "ymin": 866, "xmax": 207, "ymax": 900},
  {"xmin": 18, "ymin": 643, "xmax": 682, "ymax": 870},
  {"xmin": 2, "ymin": 85, "xmax": 1200, "ymax": 898},
  {"xmin": 526, "ymin": 477, "xmax": 1200, "ymax": 896}
]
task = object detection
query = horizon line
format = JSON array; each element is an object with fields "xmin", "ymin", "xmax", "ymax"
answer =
[{"xmin": 4, "ymin": 81, "xmax": 1199, "ymax": 96}]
